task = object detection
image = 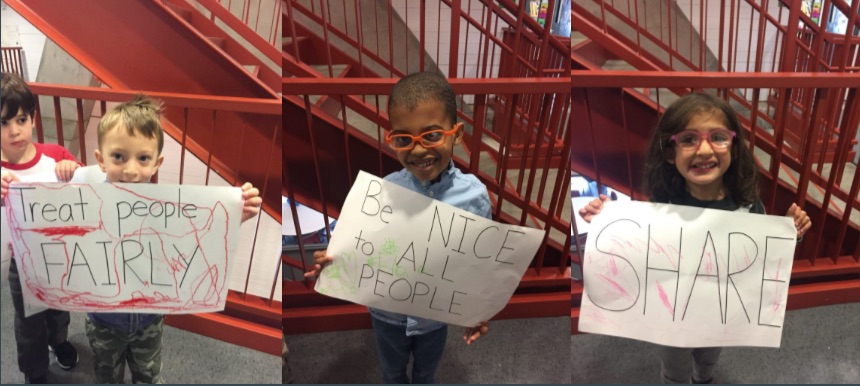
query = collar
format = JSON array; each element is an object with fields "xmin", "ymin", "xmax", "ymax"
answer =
[{"xmin": 414, "ymin": 160, "xmax": 456, "ymax": 188}]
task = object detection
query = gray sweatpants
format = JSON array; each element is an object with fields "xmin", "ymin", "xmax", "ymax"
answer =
[{"xmin": 659, "ymin": 345, "xmax": 722, "ymax": 384}]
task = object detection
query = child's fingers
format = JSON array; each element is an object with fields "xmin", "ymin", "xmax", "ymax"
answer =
[
  {"xmin": 312, "ymin": 251, "xmax": 334, "ymax": 265},
  {"xmin": 463, "ymin": 322, "xmax": 489, "ymax": 345},
  {"xmin": 303, "ymin": 264, "xmax": 322, "ymax": 278}
]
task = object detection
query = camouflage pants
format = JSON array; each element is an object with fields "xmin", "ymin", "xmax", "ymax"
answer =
[{"xmin": 85, "ymin": 316, "xmax": 165, "ymax": 384}]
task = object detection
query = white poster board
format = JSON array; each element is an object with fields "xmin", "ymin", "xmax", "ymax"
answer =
[
  {"xmin": 315, "ymin": 171, "xmax": 543, "ymax": 327},
  {"xmin": 579, "ymin": 201, "xmax": 797, "ymax": 348},
  {"xmin": 5, "ymin": 182, "xmax": 242, "ymax": 316}
]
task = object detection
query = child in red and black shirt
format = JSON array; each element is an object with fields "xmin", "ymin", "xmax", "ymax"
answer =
[{"xmin": 1, "ymin": 72, "xmax": 81, "ymax": 384}]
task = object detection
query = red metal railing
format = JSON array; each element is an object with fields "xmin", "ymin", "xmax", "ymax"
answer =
[
  {"xmin": 573, "ymin": 0, "xmax": 860, "ymax": 73},
  {"xmin": 570, "ymin": 71, "xmax": 860, "ymax": 331},
  {"xmin": 217, "ymin": 0, "xmax": 282, "ymax": 46},
  {"xmin": 24, "ymin": 82, "xmax": 282, "ymax": 354},
  {"xmin": 573, "ymin": 0, "xmax": 859, "ymax": 167},
  {"xmin": 283, "ymin": 78, "xmax": 572, "ymax": 333},
  {"xmin": 285, "ymin": 0, "xmax": 569, "ymax": 79},
  {"xmin": 1, "ymin": 47, "xmax": 26, "ymax": 80}
]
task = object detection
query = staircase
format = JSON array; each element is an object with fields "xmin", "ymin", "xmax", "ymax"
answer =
[{"xmin": 4, "ymin": 0, "xmax": 283, "ymax": 354}]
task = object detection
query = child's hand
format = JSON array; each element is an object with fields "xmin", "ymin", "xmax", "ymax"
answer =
[
  {"xmin": 577, "ymin": 194, "xmax": 611, "ymax": 223},
  {"xmin": 55, "ymin": 160, "xmax": 80, "ymax": 182},
  {"xmin": 463, "ymin": 321, "xmax": 489, "ymax": 345},
  {"xmin": 240, "ymin": 182, "xmax": 262, "ymax": 222},
  {"xmin": 303, "ymin": 251, "xmax": 333, "ymax": 279},
  {"xmin": 786, "ymin": 203, "xmax": 811, "ymax": 238},
  {"xmin": 1, "ymin": 172, "xmax": 21, "ymax": 206}
]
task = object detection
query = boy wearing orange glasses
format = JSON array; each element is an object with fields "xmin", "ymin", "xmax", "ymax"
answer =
[{"xmin": 306, "ymin": 72, "xmax": 490, "ymax": 384}]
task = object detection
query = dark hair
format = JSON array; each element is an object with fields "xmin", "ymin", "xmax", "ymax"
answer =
[
  {"xmin": 644, "ymin": 92, "xmax": 759, "ymax": 206},
  {"xmin": 1, "ymin": 72, "xmax": 36, "ymax": 121},
  {"xmin": 387, "ymin": 72, "xmax": 457, "ymax": 126}
]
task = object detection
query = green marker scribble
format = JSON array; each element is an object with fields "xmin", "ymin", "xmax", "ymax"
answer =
[{"xmin": 381, "ymin": 238, "xmax": 399, "ymax": 255}]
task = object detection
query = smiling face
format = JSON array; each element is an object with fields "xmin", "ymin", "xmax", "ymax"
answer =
[
  {"xmin": 668, "ymin": 111, "xmax": 733, "ymax": 200},
  {"xmin": 388, "ymin": 99, "xmax": 462, "ymax": 182},
  {"xmin": 0, "ymin": 108, "xmax": 35, "ymax": 163},
  {"xmin": 95, "ymin": 124, "xmax": 164, "ymax": 183}
]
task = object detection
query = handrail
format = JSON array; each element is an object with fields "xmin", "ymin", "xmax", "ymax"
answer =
[
  {"xmin": 28, "ymin": 82, "xmax": 281, "ymax": 114},
  {"xmin": 283, "ymin": 77, "xmax": 571, "ymax": 95}
]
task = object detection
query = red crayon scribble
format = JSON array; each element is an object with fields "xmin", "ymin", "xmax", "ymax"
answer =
[
  {"xmin": 596, "ymin": 273, "xmax": 632, "ymax": 300},
  {"xmin": 656, "ymin": 281, "xmax": 674, "ymax": 316},
  {"xmin": 7, "ymin": 183, "xmax": 235, "ymax": 313},
  {"xmin": 31, "ymin": 226, "xmax": 99, "ymax": 237}
]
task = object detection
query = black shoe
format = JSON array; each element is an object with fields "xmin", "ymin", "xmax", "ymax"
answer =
[
  {"xmin": 49, "ymin": 340, "xmax": 79, "ymax": 370},
  {"xmin": 24, "ymin": 375, "xmax": 47, "ymax": 384}
]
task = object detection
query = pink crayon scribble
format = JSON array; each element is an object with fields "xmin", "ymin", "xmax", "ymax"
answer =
[
  {"xmin": 596, "ymin": 273, "xmax": 632, "ymax": 300},
  {"xmin": 705, "ymin": 252, "xmax": 714, "ymax": 274},
  {"xmin": 31, "ymin": 226, "xmax": 99, "ymax": 237},
  {"xmin": 772, "ymin": 258, "xmax": 783, "ymax": 311},
  {"xmin": 656, "ymin": 281, "xmax": 674, "ymax": 317}
]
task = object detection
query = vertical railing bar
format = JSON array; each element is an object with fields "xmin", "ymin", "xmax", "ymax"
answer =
[
  {"xmin": 448, "ymin": 0, "xmax": 462, "ymax": 77},
  {"xmin": 727, "ymin": 0, "xmax": 735, "ymax": 72},
  {"xmin": 34, "ymin": 96, "xmax": 44, "ymax": 144},
  {"xmin": 75, "ymin": 98, "xmax": 87, "ymax": 166},
  {"xmin": 52, "ymin": 96, "xmax": 65, "ymax": 147},
  {"xmin": 256, "ymin": 119, "xmax": 280, "ymax": 302},
  {"xmin": 494, "ymin": 93, "xmax": 519, "ymax": 220},
  {"xmin": 321, "ymin": 0, "xmax": 334, "ymax": 77},
  {"xmin": 700, "ymin": 0, "xmax": 705, "ymax": 69},
  {"xmin": 420, "ymin": 0, "xmax": 426, "ymax": 72},
  {"xmin": 284, "ymin": 162, "xmax": 309, "ymax": 288},
  {"xmin": 388, "ymin": 0, "xmax": 395, "ymax": 77},
  {"xmin": 718, "ymin": 0, "xmax": 725, "ymax": 71},
  {"xmin": 436, "ymin": 0, "xmax": 442, "ymax": 72},
  {"xmin": 583, "ymin": 88, "xmax": 604, "ymax": 196},
  {"xmin": 470, "ymin": 94, "xmax": 486, "ymax": 175},
  {"xmin": 620, "ymin": 89, "xmax": 635, "ymax": 200},
  {"xmin": 476, "ymin": 2, "xmax": 486, "ymax": 78},
  {"xmin": 340, "ymin": 94, "xmax": 353, "ymax": 187},
  {"xmin": 205, "ymin": 110, "xmax": 216, "ymax": 186},
  {"xmin": 461, "ymin": 0, "xmax": 471, "ymax": 78},
  {"xmin": 745, "ymin": 0, "xmax": 755, "ymax": 72},
  {"xmin": 179, "ymin": 107, "xmax": 189, "ymax": 185},
  {"xmin": 405, "ymin": 2, "xmax": 410, "ymax": 73},
  {"xmin": 355, "ymin": 0, "xmax": 366, "ymax": 77},
  {"xmin": 303, "ymin": 93, "xmax": 333, "ymax": 249},
  {"xmin": 376, "ymin": 94, "xmax": 384, "ymax": 177}
]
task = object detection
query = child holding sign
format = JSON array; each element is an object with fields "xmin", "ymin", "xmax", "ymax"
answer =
[
  {"xmin": 1, "ymin": 72, "xmax": 81, "ymax": 383},
  {"xmin": 579, "ymin": 92, "xmax": 812, "ymax": 384},
  {"xmin": 305, "ymin": 72, "xmax": 491, "ymax": 384},
  {"xmin": 81, "ymin": 95, "xmax": 262, "ymax": 383}
]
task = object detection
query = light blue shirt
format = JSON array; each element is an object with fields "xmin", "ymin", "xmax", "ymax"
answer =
[{"xmin": 368, "ymin": 161, "xmax": 492, "ymax": 336}]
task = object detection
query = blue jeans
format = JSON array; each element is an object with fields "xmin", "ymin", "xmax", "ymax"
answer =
[{"xmin": 371, "ymin": 317, "xmax": 447, "ymax": 384}]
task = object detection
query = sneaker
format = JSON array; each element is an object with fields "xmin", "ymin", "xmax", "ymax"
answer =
[
  {"xmin": 49, "ymin": 341, "xmax": 78, "ymax": 370},
  {"xmin": 24, "ymin": 375, "xmax": 47, "ymax": 384}
]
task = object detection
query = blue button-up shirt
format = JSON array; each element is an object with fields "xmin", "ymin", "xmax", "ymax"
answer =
[{"xmin": 368, "ymin": 161, "xmax": 492, "ymax": 336}]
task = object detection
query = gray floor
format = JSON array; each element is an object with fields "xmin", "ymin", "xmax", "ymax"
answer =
[
  {"xmin": 0, "ymin": 272, "xmax": 279, "ymax": 384},
  {"xmin": 286, "ymin": 316, "xmax": 570, "ymax": 384},
  {"xmin": 571, "ymin": 302, "xmax": 860, "ymax": 384}
]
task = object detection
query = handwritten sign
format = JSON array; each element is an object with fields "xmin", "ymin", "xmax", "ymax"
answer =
[
  {"xmin": 315, "ymin": 171, "xmax": 543, "ymax": 327},
  {"xmin": 578, "ymin": 201, "xmax": 796, "ymax": 348},
  {"xmin": 4, "ymin": 182, "xmax": 242, "ymax": 316}
]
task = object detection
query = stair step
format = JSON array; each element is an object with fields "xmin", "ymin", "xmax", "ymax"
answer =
[
  {"xmin": 244, "ymin": 64, "xmax": 260, "ymax": 77},
  {"xmin": 310, "ymin": 64, "xmax": 350, "ymax": 78},
  {"xmin": 207, "ymin": 36, "xmax": 226, "ymax": 49},
  {"xmin": 163, "ymin": 0, "xmax": 193, "ymax": 22}
]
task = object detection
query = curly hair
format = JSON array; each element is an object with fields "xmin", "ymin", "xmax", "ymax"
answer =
[
  {"xmin": 644, "ymin": 92, "xmax": 759, "ymax": 206},
  {"xmin": 387, "ymin": 72, "xmax": 457, "ymax": 127}
]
